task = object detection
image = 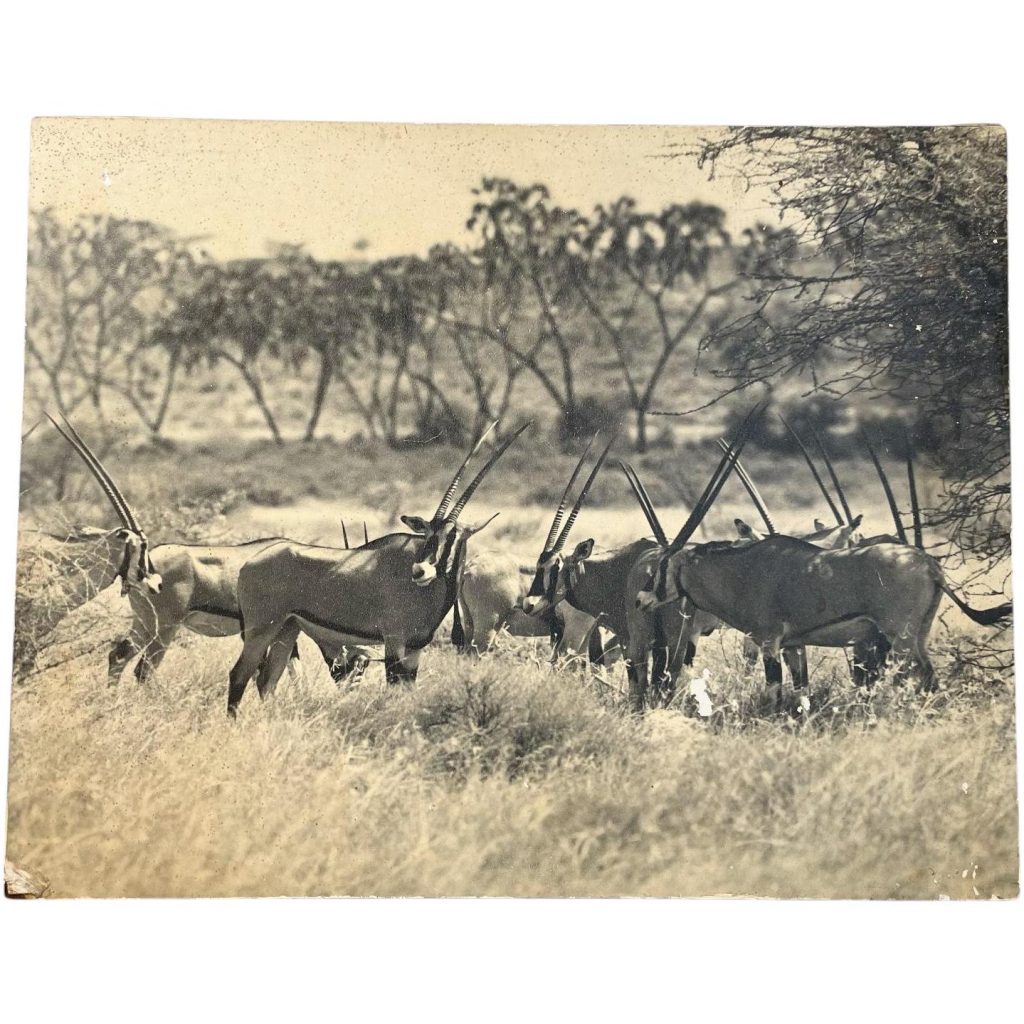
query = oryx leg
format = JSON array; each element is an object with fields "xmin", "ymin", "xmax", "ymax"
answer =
[
  {"xmin": 783, "ymin": 646, "xmax": 808, "ymax": 690},
  {"xmin": 451, "ymin": 600, "xmax": 468, "ymax": 653},
  {"xmin": 625, "ymin": 652, "xmax": 649, "ymax": 714},
  {"xmin": 256, "ymin": 621, "xmax": 302, "ymax": 700},
  {"xmin": 109, "ymin": 600, "xmax": 160, "ymax": 685},
  {"xmin": 762, "ymin": 644, "xmax": 784, "ymax": 711},
  {"xmin": 875, "ymin": 587, "xmax": 941, "ymax": 691},
  {"xmin": 134, "ymin": 622, "xmax": 182, "ymax": 684},
  {"xmin": 741, "ymin": 636, "xmax": 760, "ymax": 674},
  {"xmin": 384, "ymin": 642, "xmax": 421, "ymax": 685},
  {"xmin": 852, "ymin": 633, "xmax": 890, "ymax": 688},
  {"xmin": 228, "ymin": 623, "xmax": 283, "ymax": 717},
  {"xmin": 548, "ymin": 609, "xmax": 567, "ymax": 660},
  {"xmin": 649, "ymin": 617, "xmax": 674, "ymax": 708}
]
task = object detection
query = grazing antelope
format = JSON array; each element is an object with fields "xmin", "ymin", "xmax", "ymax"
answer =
[
  {"xmin": 225, "ymin": 422, "xmax": 528, "ymax": 716},
  {"xmin": 635, "ymin": 438, "xmax": 1012, "ymax": 691},
  {"xmin": 46, "ymin": 415, "xmax": 370, "ymax": 686}
]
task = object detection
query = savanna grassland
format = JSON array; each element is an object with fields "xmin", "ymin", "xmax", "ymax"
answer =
[{"xmin": 5, "ymin": 439, "xmax": 1018, "ymax": 899}]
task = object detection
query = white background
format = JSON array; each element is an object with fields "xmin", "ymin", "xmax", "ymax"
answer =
[{"xmin": 0, "ymin": 3, "xmax": 1020, "ymax": 1021}]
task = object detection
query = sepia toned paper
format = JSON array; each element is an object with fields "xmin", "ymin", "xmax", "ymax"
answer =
[{"xmin": 5, "ymin": 119, "xmax": 1015, "ymax": 898}]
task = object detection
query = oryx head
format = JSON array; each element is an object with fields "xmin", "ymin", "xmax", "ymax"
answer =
[
  {"xmin": 634, "ymin": 400, "xmax": 768, "ymax": 611},
  {"xmin": 780, "ymin": 413, "xmax": 867, "ymax": 544},
  {"xmin": 733, "ymin": 518, "xmax": 764, "ymax": 544},
  {"xmin": 47, "ymin": 414, "xmax": 162, "ymax": 596},
  {"xmin": 403, "ymin": 421, "xmax": 529, "ymax": 588},
  {"xmin": 522, "ymin": 434, "xmax": 615, "ymax": 617},
  {"xmin": 805, "ymin": 513, "xmax": 864, "ymax": 549}
]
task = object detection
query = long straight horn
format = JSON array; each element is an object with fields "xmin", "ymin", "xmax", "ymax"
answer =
[
  {"xmin": 447, "ymin": 422, "xmax": 531, "ymax": 522},
  {"xmin": 861, "ymin": 429, "xmax": 908, "ymax": 544},
  {"xmin": 778, "ymin": 413, "xmax": 843, "ymax": 525},
  {"xmin": 619, "ymin": 461, "xmax": 668, "ymax": 546},
  {"xmin": 903, "ymin": 430, "xmax": 923, "ymax": 549},
  {"xmin": 363, "ymin": 521, "xmax": 370, "ymax": 545},
  {"xmin": 667, "ymin": 400, "xmax": 767, "ymax": 553},
  {"xmin": 544, "ymin": 433, "xmax": 597, "ymax": 552},
  {"xmin": 432, "ymin": 421, "xmax": 498, "ymax": 521},
  {"xmin": 810, "ymin": 425, "xmax": 853, "ymax": 526},
  {"xmin": 46, "ymin": 414, "xmax": 139, "ymax": 533},
  {"xmin": 716, "ymin": 438, "xmax": 775, "ymax": 535},
  {"xmin": 341, "ymin": 520, "xmax": 350, "ymax": 549},
  {"xmin": 552, "ymin": 435, "xmax": 616, "ymax": 552}
]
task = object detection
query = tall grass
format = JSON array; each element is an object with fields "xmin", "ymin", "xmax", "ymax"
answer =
[{"xmin": 6, "ymin": 626, "xmax": 1017, "ymax": 898}]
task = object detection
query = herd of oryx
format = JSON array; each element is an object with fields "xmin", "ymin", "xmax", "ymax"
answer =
[{"xmin": 43, "ymin": 403, "xmax": 1012, "ymax": 717}]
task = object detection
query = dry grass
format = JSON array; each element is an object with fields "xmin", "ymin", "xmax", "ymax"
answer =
[
  {"xmin": 6, "ymin": 616, "xmax": 1017, "ymax": 899},
  {"xmin": 6, "ymin": 449, "xmax": 1017, "ymax": 899}
]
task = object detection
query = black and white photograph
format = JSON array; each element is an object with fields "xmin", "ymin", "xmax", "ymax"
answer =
[{"xmin": 3, "ymin": 118, "xmax": 1014, "ymax": 900}]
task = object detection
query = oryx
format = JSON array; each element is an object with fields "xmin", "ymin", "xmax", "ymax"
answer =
[
  {"xmin": 225, "ymin": 422, "xmax": 528, "ymax": 716},
  {"xmin": 45, "ymin": 415, "xmax": 370, "ymax": 686},
  {"xmin": 635, "ymin": 439, "xmax": 1012, "ymax": 692},
  {"xmin": 453, "ymin": 548, "xmax": 605, "ymax": 662},
  {"xmin": 616, "ymin": 406, "xmax": 809, "ymax": 710},
  {"xmin": 519, "ymin": 433, "xmax": 712, "ymax": 711}
]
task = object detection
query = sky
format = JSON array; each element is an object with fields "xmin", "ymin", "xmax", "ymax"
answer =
[{"xmin": 29, "ymin": 119, "xmax": 777, "ymax": 261}]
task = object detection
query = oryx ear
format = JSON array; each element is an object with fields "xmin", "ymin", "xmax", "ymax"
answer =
[
  {"xmin": 400, "ymin": 515, "xmax": 430, "ymax": 534},
  {"xmin": 814, "ymin": 518, "xmax": 827, "ymax": 531},
  {"xmin": 572, "ymin": 538, "xmax": 595, "ymax": 560},
  {"xmin": 734, "ymin": 517, "xmax": 754, "ymax": 539},
  {"xmin": 849, "ymin": 513, "xmax": 863, "ymax": 529}
]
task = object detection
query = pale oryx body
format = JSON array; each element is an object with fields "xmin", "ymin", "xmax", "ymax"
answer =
[
  {"xmin": 454, "ymin": 548, "xmax": 604, "ymax": 661},
  {"xmin": 111, "ymin": 537, "xmax": 371, "ymax": 685},
  {"xmin": 45, "ymin": 416, "xmax": 371, "ymax": 686}
]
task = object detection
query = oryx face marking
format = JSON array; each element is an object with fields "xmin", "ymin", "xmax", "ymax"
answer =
[
  {"xmin": 403, "ymin": 515, "xmax": 460, "ymax": 587},
  {"xmin": 116, "ymin": 528, "xmax": 162, "ymax": 595}
]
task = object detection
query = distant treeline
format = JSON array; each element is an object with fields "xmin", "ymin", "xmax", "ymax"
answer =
[{"xmin": 26, "ymin": 178, "xmax": 883, "ymax": 453}]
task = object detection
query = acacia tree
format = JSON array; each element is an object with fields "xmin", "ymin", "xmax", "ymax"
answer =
[
  {"xmin": 26, "ymin": 210, "xmax": 195, "ymax": 434},
  {"xmin": 157, "ymin": 260, "xmax": 289, "ymax": 443},
  {"xmin": 265, "ymin": 245, "xmax": 368, "ymax": 441},
  {"xmin": 467, "ymin": 179, "xmax": 594, "ymax": 444},
  {"xmin": 568, "ymin": 198, "xmax": 738, "ymax": 451},
  {"xmin": 425, "ymin": 244, "xmax": 533, "ymax": 440},
  {"xmin": 682, "ymin": 127, "xmax": 1008, "ymax": 574}
]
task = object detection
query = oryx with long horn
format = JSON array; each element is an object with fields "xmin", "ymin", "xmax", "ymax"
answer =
[
  {"xmin": 45, "ymin": 415, "xmax": 371, "ymax": 686},
  {"xmin": 225, "ymin": 421, "xmax": 529, "ymax": 716},
  {"xmin": 636, "ymin": 431, "xmax": 1012, "ymax": 691},
  {"xmin": 617, "ymin": 403, "xmax": 797, "ymax": 709},
  {"xmin": 518, "ymin": 433, "xmax": 674, "ymax": 706}
]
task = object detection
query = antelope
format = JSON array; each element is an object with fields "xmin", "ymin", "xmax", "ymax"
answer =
[
  {"xmin": 617, "ymin": 406, "xmax": 814, "ymax": 710},
  {"xmin": 45, "ymin": 415, "xmax": 370, "ymax": 686},
  {"xmin": 519, "ymin": 433, "xmax": 720, "ymax": 711},
  {"xmin": 453, "ymin": 548, "xmax": 605, "ymax": 662},
  {"xmin": 635, "ymin": 436, "xmax": 1012, "ymax": 692},
  {"xmin": 225, "ymin": 422, "xmax": 528, "ymax": 716}
]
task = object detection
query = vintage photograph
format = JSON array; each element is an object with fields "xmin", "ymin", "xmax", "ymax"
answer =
[{"xmin": 4, "ymin": 120, "xmax": 1014, "ymax": 898}]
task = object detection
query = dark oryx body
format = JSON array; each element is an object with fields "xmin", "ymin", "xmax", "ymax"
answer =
[
  {"xmin": 638, "ymin": 534, "xmax": 1011, "ymax": 690},
  {"xmin": 227, "ymin": 422, "xmax": 527, "ymax": 716},
  {"xmin": 230, "ymin": 532, "xmax": 459, "ymax": 713}
]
